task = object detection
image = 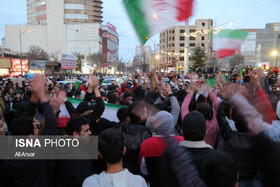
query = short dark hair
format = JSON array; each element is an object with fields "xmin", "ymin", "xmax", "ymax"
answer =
[
  {"xmin": 128, "ymin": 101, "xmax": 146, "ymax": 124},
  {"xmin": 201, "ymin": 153, "xmax": 238, "ymax": 187},
  {"xmin": 9, "ymin": 116, "xmax": 34, "ymax": 135},
  {"xmin": 108, "ymin": 93, "xmax": 119, "ymax": 104},
  {"xmin": 117, "ymin": 107, "xmax": 128, "ymax": 123},
  {"xmin": 196, "ymin": 102, "xmax": 213, "ymax": 120},
  {"xmin": 66, "ymin": 116, "xmax": 90, "ymax": 135},
  {"xmin": 98, "ymin": 128, "xmax": 124, "ymax": 164}
]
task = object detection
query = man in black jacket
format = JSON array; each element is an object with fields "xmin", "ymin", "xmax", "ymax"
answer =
[
  {"xmin": 155, "ymin": 111, "xmax": 238, "ymax": 187},
  {"xmin": 54, "ymin": 116, "xmax": 95, "ymax": 187},
  {"xmin": 121, "ymin": 101, "xmax": 152, "ymax": 175},
  {"xmin": 64, "ymin": 74, "xmax": 105, "ymax": 135},
  {"xmin": 2, "ymin": 75, "xmax": 59, "ymax": 187}
]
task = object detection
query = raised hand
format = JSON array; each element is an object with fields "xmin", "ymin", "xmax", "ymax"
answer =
[{"xmin": 30, "ymin": 74, "xmax": 48, "ymax": 103}]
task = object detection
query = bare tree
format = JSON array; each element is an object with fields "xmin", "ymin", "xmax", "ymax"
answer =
[
  {"xmin": 26, "ymin": 45, "xmax": 49, "ymax": 61},
  {"xmin": 49, "ymin": 49, "xmax": 61, "ymax": 74},
  {"xmin": 89, "ymin": 53, "xmax": 107, "ymax": 68}
]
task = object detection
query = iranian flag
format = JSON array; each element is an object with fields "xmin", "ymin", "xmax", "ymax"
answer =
[
  {"xmin": 214, "ymin": 29, "xmax": 248, "ymax": 59},
  {"xmin": 58, "ymin": 97, "xmax": 125, "ymax": 128},
  {"xmin": 123, "ymin": 0, "xmax": 194, "ymax": 44}
]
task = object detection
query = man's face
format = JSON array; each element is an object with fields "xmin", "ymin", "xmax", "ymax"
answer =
[
  {"xmin": 272, "ymin": 86, "xmax": 277, "ymax": 93},
  {"xmin": 66, "ymin": 84, "xmax": 70, "ymax": 89},
  {"xmin": 0, "ymin": 120, "xmax": 6, "ymax": 136},
  {"xmin": 15, "ymin": 93, "xmax": 21, "ymax": 100},
  {"xmin": 78, "ymin": 124, "xmax": 92, "ymax": 141}
]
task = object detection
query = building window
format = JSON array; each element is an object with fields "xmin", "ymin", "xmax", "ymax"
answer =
[
  {"xmin": 169, "ymin": 30, "xmax": 171, "ymax": 34},
  {"xmin": 190, "ymin": 29, "xmax": 196, "ymax": 33},
  {"xmin": 84, "ymin": 2, "xmax": 87, "ymax": 5},
  {"xmin": 172, "ymin": 30, "xmax": 175, "ymax": 34},
  {"xmin": 211, "ymin": 21, "xmax": 213, "ymax": 26},
  {"xmin": 190, "ymin": 36, "xmax": 196, "ymax": 41},
  {"xmin": 169, "ymin": 37, "xmax": 171, "ymax": 41},
  {"xmin": 179, "ymin": 57, "xmax": 184, "ymax": 61},
  {"xmin": 190, "ymin": 43, "xmax": 195, "ymax": 47},
  {"xmin": 202, "ymin": 36, "xmax": 205, "ymax": 40},
  {"xmin": 180, "ymin": 36, "xmax": 184, "ymax": 41},
  {"xmin": 169, "ymin": 57, "xmax": 171, "ymax": 61},
  {"xmin": 169, "ymin": 44, "xmax": 171, "ymax": 47},
  {"xmin": 172, "ymin": 37, "xmax": 175, "ymax": 41},
  {"xmin": 189, "ymin": 57, "xmax": 192, "ymax": 61},
  {"xmin": 163, "ymin": 45, "xmax": 165, "ymax": 48},
  {"xmin": 37, "ymin": 11, "xmax": 40, "ymax": 16},
  {"xmin": 180, "ymin": 29, "xmax": 185, "ymax": 33},
  {"xmin": 202, "ymin": 22, "xmax": 205, "ymax": 26},
  {"xmin": 180, "ymin": 43, "xmax": 184, "ymax": 47},
  {"xmin": 172, "ymin": 43, "xmax": 174, "ymax": 47},
  {"xmin": 180, "ymin": 50, "xmax": 184, "ymax": 53}
]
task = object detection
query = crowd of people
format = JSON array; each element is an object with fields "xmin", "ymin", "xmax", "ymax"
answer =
[{"xmin": 0, "ymin": 64, "xmax": 279, "ymax": 187}]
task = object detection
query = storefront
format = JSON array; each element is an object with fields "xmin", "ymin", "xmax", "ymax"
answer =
[
  {"xmin": 10, "ymin": 58, "xmax": 29, "ymax": 77},
  {"xmin": 0, "ymin": 57, "xmax": 12, "ymax": 76},
  {"xmin": 29, "ymin": 60, "xmax": 46, "ymax": 74}
]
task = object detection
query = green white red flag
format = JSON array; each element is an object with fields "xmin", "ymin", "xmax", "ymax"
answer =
[
  {"xmin": 213, "ymin": 29, "xmax": 248, "ymax": 59},
  {"xmin": 123, "ymin": 0, "xmax": 194, "ymax": 44},
  {"xmin": 58, "ymin": 97, "xmax": 124, "ymax": 127}
]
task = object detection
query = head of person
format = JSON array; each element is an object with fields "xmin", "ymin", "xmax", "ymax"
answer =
[
  {"xmin": 117, "ymin": 107, "xmax": 129, "ymax": 124},
  {"xmin": 271, "ymin": 85, "xmax": 277, "ymax": 93},
  {"xmin": 128, "ymin": 101, "xmax": 147, "ymax": 125},
  {"xmin": 146, "ymin": 111, "xmax": 175, "ymax": 135},
  {"xmin": 98, "ymin": 128, "xmax": 126, "ymax": 165},
  {"xmin": 72, "ymin": 83, "xmax": 76, "ymax": 89},
  {"xmin": 201, "ymin": 153, "xmax": 238, "ymax": 187},
  {"xmin": 8, "ymin": 88, "xmax": 13, "ymax": 95},
  {"xmin": 66, "ymin": 83, "xmax": 70, "ymax": 89},
  {"xmin": 182, "ymin": 111, "xmax": 206, "ymax": 141},
  {"xmin": 76, "ymin": 101, "xmax": 94, "ymax": 116},
  {"xmin": 196, "ymin": 101, "xmax": 213, "ymax": 120},
  {"xmin": 14, "ymin": 91, "xmax": 21, "ymax": 100},
  {"xmin": 100, "ymin": 91, "xmax": 107, "ymax": 102},
  {"xmin": 9, "ymin": 116, "xmax": 39, "ymax": 137},
  {"xmin": 66, "ymin": 116, "xmax": 91, "ymax": 141},
  {"xmin": 0, "ymin": 116, "xmax": 6, "ymax": 136},
  {"xmin": 124, "ymin": 92, "xmax": 133, "ymax": 104},
  {"xmin": 125, "ymin": 83, "xmax": 132, "ymax": 92},
  {"xmin": 108, "ymin": 93, "xmax": 120, "ymax": 104},
  {"xmin": 3, "ymin": 95, "xmax": 9, "ymax": 102}
]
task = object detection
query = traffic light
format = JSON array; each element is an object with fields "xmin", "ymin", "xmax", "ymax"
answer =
[{"xmin": 172, "ymin": 57, "xmax": 175, "ymax": 67}]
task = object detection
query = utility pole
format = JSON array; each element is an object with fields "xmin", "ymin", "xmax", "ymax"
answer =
[
  {"xmin": 184, "ymin": 19, "xmax": 189, "ymax": 74},
  {"xmin": 19, "ymin": 29, "xmax": 23, "ymax": 77}
]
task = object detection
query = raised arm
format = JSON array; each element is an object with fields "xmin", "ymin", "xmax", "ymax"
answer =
[
  {"xmin": 165, "ymin": 83, "xmax": 180, "ymax": 125},
  {"xmin": 31, "ymin": 75, "xmax": 58, "ymax": 135}
]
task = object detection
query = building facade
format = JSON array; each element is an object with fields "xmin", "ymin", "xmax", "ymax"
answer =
[
  {"xmin": 159, "ymin": 19, "xmax": 213, "ymax": 71},
  {"xmin": 5, "ymin": 0, "xmax": 105, "ymax": 60},
  {"xmin": 27, "ymin": 0, "xmax": 103, "ymax": 25},
  {"xmin": 99, "ymin": 23, "xmax": 119, "ymax": 69}
]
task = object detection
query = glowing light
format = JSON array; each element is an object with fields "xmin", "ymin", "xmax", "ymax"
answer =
[
  {"xmin": 153, "ymin": 12, "xmax": 158, "ymax": 19},
  {"xmin": 272, "ymin": 50, "xmax": 278, "ymax": 56}
]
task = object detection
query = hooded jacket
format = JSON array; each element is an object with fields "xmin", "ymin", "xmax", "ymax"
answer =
[{"xmin": 121, "ymin": 122, "xmax": 152, "ymax": 175}]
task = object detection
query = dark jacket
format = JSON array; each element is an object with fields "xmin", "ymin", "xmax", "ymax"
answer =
[
  {"xmin": 121, "ymin": 122, "xmax": 152, "ymax": 175},
  {"xmin": 65, "ymin": 93, "xmax": 105, "ymax": 135},
  {"xmin": 3, "ymin": 101, "xmax": 58, "ymax": 187},
  {"xmin": 216, "ymin": 101, "xmax": 257, "ymax": 180},
  {"xmin": 155, "ymin": 144, "xmax": 224, "ymax": 187}
]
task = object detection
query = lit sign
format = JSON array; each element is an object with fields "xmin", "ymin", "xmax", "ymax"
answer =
[
  {"xmin": 11, "ymin": 59, "xmax": 29, "ymax": 72},
  {"xmin": 107, "ymin": 22, "xmax": 116, "ymax": 32}
]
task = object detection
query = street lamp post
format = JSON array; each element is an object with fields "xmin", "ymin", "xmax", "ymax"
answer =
[{"xmin": 19, "ymin": 29, "xmax": 30, "ymax": 77}]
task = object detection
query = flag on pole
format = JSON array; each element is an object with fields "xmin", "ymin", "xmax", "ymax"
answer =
[
  {"xmin": 75, "ymin": 81, "xmax": 82, "ymax": 90},
  {"xmin": 58, "ymin": 97, "xmax": 125, "ymax": 127},
  {"xmin": 213, "ymin": 29, "xmax": 248, "ymax": 59},
  {"xmin": 123, "ymin": 0, "xmax": 194, "ymax": 44}
]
